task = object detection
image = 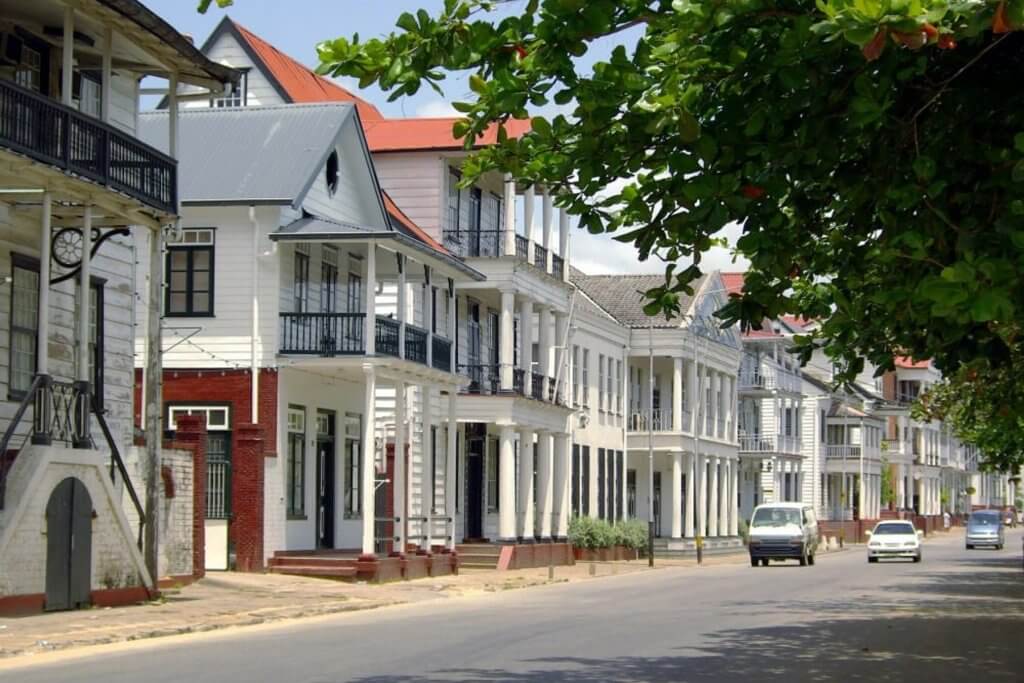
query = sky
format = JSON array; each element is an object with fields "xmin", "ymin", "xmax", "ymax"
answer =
[{"xmin": 147, "ymin": 0, "xmax": 747, "ymax": 276}]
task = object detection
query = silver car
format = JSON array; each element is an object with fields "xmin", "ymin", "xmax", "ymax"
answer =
[{"xmin": 965, "ymin": 510, "xmax": 1005, "ymax": 550}]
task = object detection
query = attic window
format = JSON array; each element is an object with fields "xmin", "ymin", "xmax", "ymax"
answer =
[{"xmin": 326, "ymin": 150, "xmax": 340, "ymax": 196}]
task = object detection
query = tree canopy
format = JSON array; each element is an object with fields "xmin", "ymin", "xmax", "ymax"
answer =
[{"xmin": 199, "ymin": 0, "xmax": 1024, "ymax": 468}]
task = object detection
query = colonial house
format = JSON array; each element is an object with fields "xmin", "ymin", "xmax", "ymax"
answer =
[
  {"xmin": 0, "ymin": 0, "xmax": 236, "ymax": 612},
  {"xmin": 135, "ymin": 102, "xmax": 484, "ymax": 579},
  {"xmin": 573, "ymin": 271, "xmax": 744, "ymax": 553}
]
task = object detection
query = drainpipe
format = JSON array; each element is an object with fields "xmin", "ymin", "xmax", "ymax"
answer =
[{"xmin": 250, "ymin": 204, "xmax": 259, "ymax": 424}]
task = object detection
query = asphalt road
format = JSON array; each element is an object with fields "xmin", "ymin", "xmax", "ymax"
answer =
[{"xmin": 3, "ymin": 528, "xmax": 1022, "ymax": 682}]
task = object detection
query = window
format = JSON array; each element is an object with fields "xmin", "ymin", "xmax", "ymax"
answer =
[
  {"xmin": 168, "ymin": 405, "xmax": 232, "ymax": 519},
  {"xmin": 14, "ymin": 43, "xmax": 43, "ymax": 92},
  {"xmin": 491, "ymin": 192, "xmax": 503, "ymax": 231},
  {"xmin": 325, "ymin": 150, "xmax": 340, "ymax": 196},
  {"xmin": 627, "ymin": 469, "xmax": 637, "ymax": 518},
  {"xmin": 321, "ymin": 246, "xmax": 339, "ymax": 313},
  {"xmin": 581, "ymin": 446, "xmax": 591, "ymax": 516},
  {"xmin": 76, "ymin": 72, "xmax": 101, "ymax": 118},
  {"xmin": 571, "ymin": 444, "xmax": 580, "ymax": 516},
  {"xmin": 347, "ymin": 272, "xmax": 363, "ymax": 314},
  {"xmin": 616, "ymin": 360, "xmax": 623, "ymax": 415},
  {"xmin": 294, "ymin": 244, "xmax": 310, "ymax": 313},
  {"xmin": 607, "ymin": 357, "xmax": 615, "ymax": 415},
  {"xmin": 486, "ymin": 436, "xmax": 499, "ymax": 513},
  {"xmin": 75, "ymin": 279, "xmax": 105, "ymax": 405},
  {"xmin": 615, "ymin": 451, "xmax": 624, "ymax": 521},
  {"xmin": 287, "ymin": 406, "xmax": 306, "ymax": 518},
  {"xmin": 447, "ymin": 168, "xmax": 461, "ymax": 231},
  {"xmin": 597, "ymin": 448, "xmax": 606, "ymax": 519},
  {"xmin": 468, "ymin": 187, "xmax": 482, "ymax": 233},
  {"xmin": 9, "ymin": 254, "xmax": 39, "ymax": 398},
  {"xmin": 166, "ymin": 229, "xmax": 214, "ymax": 316},
  {"xmin": 820, "ymin": 409, "xmax": 827, "ymax": 442},
  {"xmin": 572, "ymin": 345, "xmax": 580, "ymax": 405},
  {"xmin": 344, "ymin": 413, "xmax": 362, "ymax": 518},
  {"xmin": 430, "ymin": 425, "xmax": 439, "ymax": 513},
  {"xmin": 599, "ymin": 354, "xmax": 606, "ymax": 412},
  {"xmin": 581, "ymin": 350, "xmax": 590, "ymax": 407},
  {"xmin": 212, "ymin": 70, "xmax": 247, "ymax": 107}
]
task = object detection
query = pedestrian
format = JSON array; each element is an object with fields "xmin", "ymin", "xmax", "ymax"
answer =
[{"xmin": 943, "ymin": 510, "xmax": 950, "ymax": 530}]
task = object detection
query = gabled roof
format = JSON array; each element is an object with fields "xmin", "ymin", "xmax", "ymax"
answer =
[
  {"xmin": 363, "ymin": 117, "xmax": 533, "ymax": 153},
  {"xmin": 895, "ymin": 356, "xmax": 931, "ymax": 370},
  {"xmin": 721, "ymin": 271, "xmax": 745, "ymax": 296},
  {"xmin": 138, "ymin": 103, "xmax": 358, "ymax": 207},
  {"xmin": 203, "ymin": 17, "xmax": 384, "ymax": 121},
  {"xmin": 570, "ymin": 268, "xmax": 706, "ymax": 328},
  {"xmin": 720, "ymin": 271, "xmax": 780, "ymax": 339},
  {"xmin": 383, "ymin": 192, "xmax": 448, "ymax": 255}
]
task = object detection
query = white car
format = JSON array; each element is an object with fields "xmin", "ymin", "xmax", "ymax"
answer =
[{"xmin": 866, "ymin": 520, "xmax": 923, "ymax": 563}]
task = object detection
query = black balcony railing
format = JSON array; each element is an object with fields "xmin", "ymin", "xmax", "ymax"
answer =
[
  {"xmin": 376, "ymin": 317, "xmax": 401, "ymax": 358},
  {"xmin": 0, "ymin": 78, "xmax": 176, "ymax": 214},
  {"xmin": 432, "ymin": 336, "xmax": 452, "ymax": 372},
  {"xmin": 551, "ymin": 254, "xmax": 564, "ymax": 280},
  {"xmin": 515, "ymin": 234, "xmax": 529, "ymax": 261},
  {"xmin": 442, "ymin": 230, "xmax": 507, "ymax": 258},
  {"xmin": 530, "ymin": 371, "xmax": 545, "ymax": 401},
  {"xmin": 279, "ymin": 312, "xmax": 365, "ymax": 355},
  {"xmin": 460, "ymin": 364, "xmax": 501, "ymax": 395},
  {"xmin": 546, "ymin": 375, "xmax": 563, "ymax": 404},
  {"xmin": 513, "ymin": 368, "xmax": 526, "ymax": 395},
  {"xmin": 534, "ymin": 243, "xmax": 548, "ymax": 271},
  {"xmin": 404, "ymin": 324, "xmax": 428, "ymax": 364}
]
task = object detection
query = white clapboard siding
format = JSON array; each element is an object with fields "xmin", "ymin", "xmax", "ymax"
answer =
[
  {"xmin": 181, "ymin": 31, "xmax": 286, "ymax": 109},
  {"xmin": 372, "ymin": 153, "xmax": 444, "ymax": 238}
]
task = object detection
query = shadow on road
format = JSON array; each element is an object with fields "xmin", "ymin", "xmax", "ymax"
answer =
[{"xmin": 348, "ymin": 550, "xmax": 1024, "ymax": 682}]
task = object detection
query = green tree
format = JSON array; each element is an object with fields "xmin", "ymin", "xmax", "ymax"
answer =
[
  {"xmin": 202, "ymin": 1, "xmax": 1024, "ymax": 466},
  {"xmin": 880, "ymin": 458, "xmax": 896, "ymax": 508}
]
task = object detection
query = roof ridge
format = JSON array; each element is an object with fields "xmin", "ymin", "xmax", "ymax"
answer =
[{"xmin": 140, "ymin": 101, "xmax": 354, "ymax": 116}]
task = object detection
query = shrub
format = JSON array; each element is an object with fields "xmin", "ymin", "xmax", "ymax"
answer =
[
  {"xmin": 568, "ymin": 516, "xmax": 605, "ymax": 549},
  {"xmin": 738, "ymin": 518, "xmax": 749, "ymax": 545},
  {"xmin": 616, "ymin": 519, "xmax": 649, "ymax": 550},
  {"xmin": 570, "ymin": 517, "xmax": 648, "ymax": 549}
]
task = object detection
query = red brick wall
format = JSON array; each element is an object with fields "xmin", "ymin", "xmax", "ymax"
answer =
[{"xmin": 134, "ymin": 367, "xmax": 280, "ymax": 572}]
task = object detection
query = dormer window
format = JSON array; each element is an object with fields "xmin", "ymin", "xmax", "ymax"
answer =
[{"xmin": 325, "ymin": 150, "xmax": 339, "ymax": 196}]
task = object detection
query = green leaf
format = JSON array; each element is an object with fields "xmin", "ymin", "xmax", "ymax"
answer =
[
  {"xmin": 396, "ymin": 12, "xmax": 418, "ymax": 33},
  {"xmin": 1013, "ymin": 160, "xmax": 1024, "ymax": 184},
  {"xmin": 678, "ymin": 111, "xmax": 701, "ymax": 143},
  {"xmin": 1015, "ymin": 133, "xmax": 1024, "ymax": 154},
  {"xmin": 913, "ymin": 156, "xmax": 936, "ymax": 181},
  {"xmin": 469, "ymin": 73, "xmax": 487, "ymax": 94}
]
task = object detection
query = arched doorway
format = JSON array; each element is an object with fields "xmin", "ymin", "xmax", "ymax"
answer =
[{"xmin": 45, "ymin": 477, "xmax": 92, "ymax": 611}]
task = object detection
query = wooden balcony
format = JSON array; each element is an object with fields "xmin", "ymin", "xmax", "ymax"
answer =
[{"xmin": 0, "ymin": 78, "xmax": 176, "ymax": 214}]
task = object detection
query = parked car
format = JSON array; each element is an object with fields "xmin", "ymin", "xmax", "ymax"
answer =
[
  {"xmin": 748, "ymin": 503, "xmax": 819, "ymax": 567},
  {"xmin": 866, "ymin": 521, "xmax": 922, "ymax": 563},
  {"xmin": 965, "ymin": 510, "xmax": 1005, "ymax": 549}
]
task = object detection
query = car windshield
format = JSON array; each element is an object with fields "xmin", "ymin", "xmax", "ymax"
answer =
[
  {"xmin": 969, "ymin": 513, "xmax": 1000, "ymax": 526},
  {"xmin": 751, "ymin": 508, "xmax": 801, "ymax": 527},
  {"xmin": 873, "ymin": 523, "xmax": 915, "ymax": 535}
]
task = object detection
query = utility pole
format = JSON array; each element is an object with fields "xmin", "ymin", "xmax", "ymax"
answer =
[{"xmin": 647, "ymin": 322, "xmax": 655, "ymax": 567}]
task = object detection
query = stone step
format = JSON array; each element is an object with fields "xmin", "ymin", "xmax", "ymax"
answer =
[
  {"xmin": 456, "ymin": 544, "xmax": 502, "ymax": 556},
  {"xmin": 269, "ymin": 556, "xmax": 359, "ymax": 569},
  {"xmin": 269, "ymin": 565, "xmax": 358, "ymax": 578},
  {"xmin": 456, "ymin": 553, "xmax": 501, "ymax": 567}
]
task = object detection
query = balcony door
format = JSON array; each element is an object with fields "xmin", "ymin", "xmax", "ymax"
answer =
[{"xmin": 315, "ymin": 410, "xmax": 337, "ymax": 549}]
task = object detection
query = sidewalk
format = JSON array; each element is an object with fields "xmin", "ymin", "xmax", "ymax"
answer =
[{"xmin": 0, "ymin": 555, "xmax": 730, "ymax": 660}]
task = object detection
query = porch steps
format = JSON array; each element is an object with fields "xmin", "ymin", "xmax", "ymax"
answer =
[
  {"xmin": 455, "ymin": 543, "xmax": 502, "ymax": 570},
  {"xmin": 267, "ymin": 554, "xmax": 358, "ymax": 579}
]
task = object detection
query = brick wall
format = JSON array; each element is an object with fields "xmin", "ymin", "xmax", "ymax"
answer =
[
  {"xmin": 167, "ymin": 414, "xmax": 207, "ymax": 579},
  {"xmin": 234, "ymin": 424, "xmax": 265, "ymax": 570}
]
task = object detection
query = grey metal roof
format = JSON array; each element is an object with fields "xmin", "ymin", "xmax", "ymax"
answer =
[
  {"xmin": 137, "ymin": 103, "xmax": 355, "ymax": 206},
  {"xmin": 571, "ymin": 267, "xmax": 705, "ymax": 328}
]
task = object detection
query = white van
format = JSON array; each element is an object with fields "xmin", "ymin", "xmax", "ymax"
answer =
[{"xmin": 747, "ymin": 502, "xmax": 819, "ymax": 567}]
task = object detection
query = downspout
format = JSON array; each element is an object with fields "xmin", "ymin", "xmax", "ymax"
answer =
[{"xmin": 250, "ymin": 204, "xmax": 259, "ymax": 424}]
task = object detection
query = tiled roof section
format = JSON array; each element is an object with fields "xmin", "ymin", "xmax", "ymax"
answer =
[
  {"xmin": 364, "ymin": 117, "xmax": 532, "ymax": 152},
  {"xmin": 720, "ymin": 271, "xmax": 780, "ymax": 338},
  {"xmin": 383, "ymin": 191, "xmax": 448, "ymax": 255},
  {"xmin": 721, "ymin": 271, "xmax": 745, "ymax": 295},
  {"xmin": 230, "ymin": 20, "xmax": 384, "ymax": 121},
  {"xmin": 895, "ymin": 356, "xmax": 931, "ymax": 369},
  {"xmin": 570, "ymin": 269, "xmax": 705, "ymax": 328}
]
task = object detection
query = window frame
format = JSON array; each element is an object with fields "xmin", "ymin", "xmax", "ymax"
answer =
[
  {"xmin": 211, "ymin": 69, "xmax": 248, "ymax": 107},
  {"xmin": 8, "ymin": 253, "xmax": 40, "ymax": 400},
  {"xmin": 165, "ymin": 230, "xmax": 215, "ymax": 317},
  {"xmin": 320, "ymin": 245, "xmax": 339, "ymax": 314},
  {"xmin": 287, "ymin": 405, "xmax": 307, "ymax": 519},
  {"xmin": 344, "ymin": 412, "xmax": 363, "ymax": 519},
  {"xmin": 294, "ymin": 244, "xmax": 310, "ymax": 314},
  {"xmin": 447, "ymin": 168, "xmax": 462, "ymax": 232},
  {"xmin": 486, "ymin": 435, "xmax": 499, "ymax": 513}
]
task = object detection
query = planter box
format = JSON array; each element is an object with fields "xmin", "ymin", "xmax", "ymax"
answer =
[{"xmin": 572, "ymin": 545, "xmax": 640, "ymax": 562}]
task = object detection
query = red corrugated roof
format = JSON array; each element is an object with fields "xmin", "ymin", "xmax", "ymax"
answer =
[
  {"xmin": 721, "ymin": 271, "xmax": 746, "ymax": 296},
  {"xmin": 383, "ymin": 191, "xmax": 448, "ymax": 255},
  {"xmin": 364, "ymin": 117, "xmax": 532, "ymax": 153},
  {"xmin": 895, "ymin": 356, "xmax": 931, "ymax": 369},
  {"xmin": 231, "ymin": 20, "xmax": 384, "ymax": 122}
]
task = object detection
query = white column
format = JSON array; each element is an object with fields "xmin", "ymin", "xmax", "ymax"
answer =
[
  {"xmin": 424, "ymin": 268, "xmax": 434, "ymax": 367},
  {"xmin": 448, "ymin": 284, "xmax": 457, "ymax": 371},
  {"xmin": 542, "ymin": 187, "xmax": 553, "ymax": 273},
  {"xmin": 397, "ymin": 255, "xmax": 407, "ymax": 359},
  {"xmin": 364, "ymin": 243, "xmax": 376, "ymax": 355},
  {"xmin": 524, "ymin": 185, "xmax": 535, "ymax": 263},
  {"xmin": 502, "ymin": 173, "xmax": 516, "ymax": 255},
  {"xmin": 730, "ymin": 459, "xmax": 739, "ymax": 536},
  {"xmin": 554, "ymin": 433, "xmax": 570, "ymax": 538},
  {"xmin": 499, "ymin": 290, "xmax": 515, "ymax": 391},
  {"xmin": 519, "ymin": 429, "xmax": 535, "ymax": 540},
  {"xmin": 554, "ymin": 313, "xmax": 568, "ymax": 401},
  {"xmin": 422, "ymin": 384, "xmax": 434, "ymax": 551},
  {"xmin": 697, "ymin": 455, "xmax": 707, "ymax": 537},
  {"xmin": 62, "ymin": 7, "xmax": 74, "ymax": 105},
  {"xmin": 536, "ymin": 431, "xmax": 553, "ymax": 539},
  {"xmin": 446, "ymin": 392, "xmax": 457, "ymax": 550},
  {"xmin": 685, "ymin": 453, "xmax": 696, "ymax": 537},
  {"xmin": 672, "ymin": 358, "xmax": 683, "ymax": 432},
  {"xmin": 558, "ymin": 207, "xmax": 570, "ymax": 282},
  {"xmin": 168, "ymin": 71, "xmax": 179, "ymax": 161},
  {"xmin": 499, "ymin": 426, "xmax": 516, "ymax": 542},
  {"xmin": 519, "ymin": 297, "xmax": 533, "ymax": 395},
  {"xmin": 394, "ymin": 382, "xmax": 407, "ymax": 554},
  {"xmin": 719, "ymin": 456, "xmax": 729, "ymax": 534},
  {"xmin": 538, "ymin": 305, "xmax": 552, "ymax": 399},
  {"xmin": 361, "ymin": 366, "xmax": 377, "ymax": 556},
  {"xmin": 708, "ymin": 457, "xmax": 720, "ymax": 536},
  {"xmin": 37, "ymin": 195, "xmax": 52, "ymax": 376},
  {"xmin": 671, "ymin": 452, "xmax": 683, "ymax": 538}
]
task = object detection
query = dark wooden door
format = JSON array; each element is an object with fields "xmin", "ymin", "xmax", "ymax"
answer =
[
  {"xmin": 653, "ymin": 471, "xmax": 663, "ymax": 538},
  {"xmin": 316, "ymin": 410, "xmax": 337, "ymax": 549},
  {"xmin": 466, "ymin": 439, "xmax": 485, "ymax": 540},
  {"xmin": 45, "ymin": 477, "xmax": 92, "ymax": 611}
]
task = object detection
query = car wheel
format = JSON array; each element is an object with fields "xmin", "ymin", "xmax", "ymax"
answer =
[
  {"xmin": 799, "ymin": 551, "xmax": 807, "ymax": 567},
  {"xmin": 868, "ymin": 556, "xmax": 878, "ymax": 563},
  {"xmin": 913, "ymin": 553, "xmax": 922, "ymax": 563},
  {"xmin": 761, "ymin": 558, "xmax": 769, "ymax": 567},
  {"xmin": 750, "ymin": 557, "xmax": 758, "ymax": 568},
  {"xmin": 997, "ymin": 544, "xmax": 1004, "ymax": 551},
  {"xmin": 966, "ymin": 544, "xmax": 973, "ymax": 550},
  {"xmin": 808, "ymin": 552, "xmax": 816, "ymax": 566}
]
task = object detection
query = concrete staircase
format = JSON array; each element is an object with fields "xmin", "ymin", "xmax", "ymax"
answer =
[
  {"xmin": 455, "ymin": 543, "xmax": 502, "ymax": 570},
  {"xmin": 267, "ymin": 553, "xmax": 358, "ymax": 579}
]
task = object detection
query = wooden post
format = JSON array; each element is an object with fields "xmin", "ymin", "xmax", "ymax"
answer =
[{"xmin": 143, "ymin": 227, "xmax": 163, "ymax": 590}]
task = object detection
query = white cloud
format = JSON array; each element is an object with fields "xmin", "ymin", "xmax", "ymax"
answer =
[{"xmin": 414, "ymin": 99, "xmax": 461, "ymax": 118}]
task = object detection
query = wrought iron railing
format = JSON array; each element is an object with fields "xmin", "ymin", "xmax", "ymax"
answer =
[
  {"xmin": 0, "ymin": 374, "xmax": 45, "ymax": 508},
  {"xmin": 530, "ymin": 371, "xmax": 545, "ymax": 401},
  {"xmin": 279, "ymin": 312, "xmax": 365, "ymax": 355},
  {"xmin": 441, "ymin": 230, "xmax": 507, "ymax": 258},
  {"xmin": 739, "ymin": 434, "xmax": 802, "ymax": 454},
  {"xmin": 459, "ymin": 364, "xmax": 501, "ymax": 395},
  {"xmin": 35, "ymin": 377, "xmax": 91, "ymax": 448},
  {"xmin": 534, "ymin": 243, "xmax": 548, "ymax": 271},
  {"xmin": 515, "ymin": 234, "xmax": 529, "ymax": 261},
  {"xmin": 0, "ymin": 78, "xmax": 176, "ymax": 214},
  {"xmin": 95, "ymin": 404, "xmax": 145, "ymax": 549},
  {"xmin": 546, "ymin": 375, "xmax": 563, "ymax": 405},
  {"xmin": 513, "ymin": 368, "xmax": 526, "ymax": 395},
  {"xmin": 552, "ymin": 254, "xmax": 565, "ymax": 280},
  {"xmin": 432, "ymin": 336, "xmax": 452, "ymax": 372},
  {"xmin": 375, "ymin": 317, "xmax": 401, "ymax": 357},
  {"xmin": 404, "ymin": 324, "xmax": 428, "ymax": 364}
]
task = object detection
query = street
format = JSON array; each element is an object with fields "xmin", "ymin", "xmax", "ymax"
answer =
[{"xmin": 2, "ymin": 529, "xmax": 1021, "ymax": 682}]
